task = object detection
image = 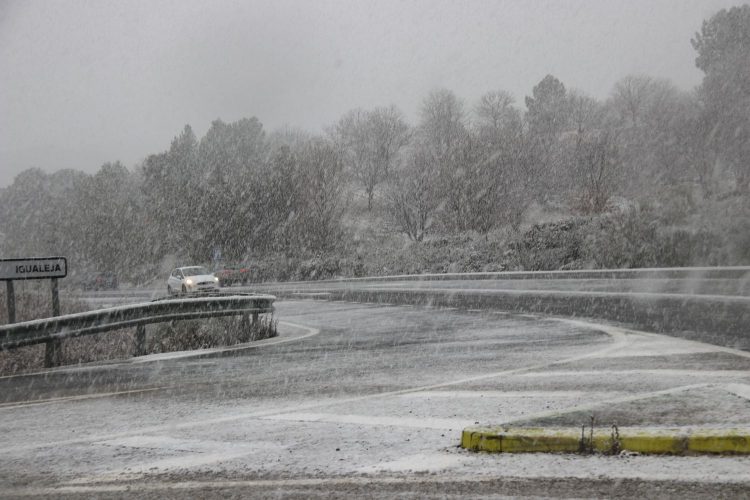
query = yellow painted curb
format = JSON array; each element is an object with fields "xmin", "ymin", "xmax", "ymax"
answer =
[{"xmin": 461, "ymin": 426, "xmax": 750, "ymax": 455}]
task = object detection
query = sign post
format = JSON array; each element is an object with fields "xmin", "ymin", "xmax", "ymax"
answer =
[
  {"xmin": 1, "ymin": 257, "xmax": 67, "ymax": 367},
  {"xmin": 5, "ymin": 281, "xmax": 15, "ymax": 324}
]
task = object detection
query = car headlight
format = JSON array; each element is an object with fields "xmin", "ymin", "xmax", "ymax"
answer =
[
  {"xmin": 214, "ymin": 277, "xmax": 219, "ymax": 282},
  {"xmin": 185, "ymin": 278, "xmax": 193, "ymax": 285}
]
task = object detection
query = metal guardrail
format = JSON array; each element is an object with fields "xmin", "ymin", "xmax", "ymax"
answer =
[
  {"xmin": 0, "ymin": 293, "xmax": 275, "ymax": 366},
  {"xmin": 277, "ymin": 266, "xmax": 750, "ymax": 284}
]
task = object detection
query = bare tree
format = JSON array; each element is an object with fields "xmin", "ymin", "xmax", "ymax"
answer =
[
  {"xmin": 418, "ymin": 88, "xmax": 466, "ymax": 160},
  {"xmin": 368, "ymin": 106, "xmax": 411, "ymax": 183},
  {"xmin": 267, "ymin": 126, "xmax": 311, "ymax": 154},
  {"xmin": 386, "ymin": 144, "xmax": 440, "ymax": 241},
  {"xmin": 572, "ymin": 129, "xmax": 619, "ymax": 214},
  {"xmin": 472, "ymin": 91, "xmax": 531, "ymax": 231},
  {"xmin": 569, "ymin": 90, "xmax": 602, "ymax": 135},
  {"xmin": 441, "ymin": 130, "xmax": 479, "ymax": 232},
  {"xmin": 474, "ymin": 90, "xmax": 518, "ymax": 138},
  {"xmin": 609, "ymin": 76, "xmax": 702, "ymax": 198},
  {"xmin": 331, "ymin": 108, "xmax": 370, "ymax": 201},
  {"xmin": 563, "ymin": 90, "xmax": 620, "ymax": 213},
  {"xmin": 331, "ymin": 106, "xmax": 410, "ymax": 210},
  {"xmin": 611, "ymin": 75, "xmax": 653, "ymax": 127}
]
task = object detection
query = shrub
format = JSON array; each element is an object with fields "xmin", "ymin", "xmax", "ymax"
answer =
[
  {"xmin": 147, "ymin": 314, "xmax": 278, "ymax": 353},
  {"xmin": 512, "ymin": 218, "xmax": 591, "ymax": 270}
]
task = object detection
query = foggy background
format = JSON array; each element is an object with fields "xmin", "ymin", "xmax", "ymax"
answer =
[{"xmin": 0, "ymin": 0, "xmax": 740, "ymax": 187}]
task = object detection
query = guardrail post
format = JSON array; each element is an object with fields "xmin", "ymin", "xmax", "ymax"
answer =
[
  {"xmin": 239, "ymin": 311, "xmax": 263, "ymax": 341},
  {"xmin": 44, "ymin": 278, "xmax": 62, "ymax": 368},
  {"xmin": 134, "ymin": 324, "xmax": 146, "ymax": 356},
  {"xmin": 249, "ymin": 311, "xmax": 262, "ymax": 340},
  {"xmin": 44, "ymin": 338, "xmax": 62, "ymax": 368}
]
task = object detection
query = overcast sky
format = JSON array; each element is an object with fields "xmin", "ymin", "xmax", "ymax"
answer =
[{"xmin": 0, "ymin": 0, "xmax": 741, "ymax": 187}]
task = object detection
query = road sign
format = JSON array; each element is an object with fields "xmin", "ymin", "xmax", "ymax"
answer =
[
  {"xmin": 0, "ymin": 257, "xmax": 67, "ymax": 281},
  {"xmin": 1, "ymin": 257, "xmax": 67, "ymax": 363}
]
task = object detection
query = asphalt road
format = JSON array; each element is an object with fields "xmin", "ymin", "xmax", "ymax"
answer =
[
  {"xmin": 2, "ymin": 294, "xmax": 750, "ymax": 498},
  {"xmin": 251, "ymin": 270, "xmax": 750, "ymax": 350}
]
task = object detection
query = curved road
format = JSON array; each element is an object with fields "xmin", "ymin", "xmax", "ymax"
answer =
[{"xmin": 1, "ymin": 272, "xmax": 750, "ymax": 497}]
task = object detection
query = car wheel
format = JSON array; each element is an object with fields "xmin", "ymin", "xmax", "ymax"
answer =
[
  {"xmin": 181, "ymin": 284, "xmax": 187, "ymax": 294},
  {"xmin": 167, "ymin": 285, "xmax": 173, "ymax": 296}
]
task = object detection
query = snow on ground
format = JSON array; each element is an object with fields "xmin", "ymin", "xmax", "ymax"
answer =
[{"xmin": 1, "ymin": 299, "xmax": 749, "ymax": 496}]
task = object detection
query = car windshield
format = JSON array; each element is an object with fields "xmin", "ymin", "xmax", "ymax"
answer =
[{"xmin": 181, "ymin": 267, "xmax": 208, "ymax": 277}]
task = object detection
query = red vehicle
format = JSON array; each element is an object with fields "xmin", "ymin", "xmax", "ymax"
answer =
[
  {"xmin": 214, "ymin": 264, "xmax": 252, "ymax": 287},
  {"xmin": 83, "ymin": 271, "xmax": 119, "ymax": 291}
]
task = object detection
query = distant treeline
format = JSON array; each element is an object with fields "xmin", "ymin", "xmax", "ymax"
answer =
[{"xmin": 1, "ymin": 5, "xmax": 749, "ymax": 280}]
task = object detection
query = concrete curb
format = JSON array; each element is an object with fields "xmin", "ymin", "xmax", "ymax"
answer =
[{"xmin": 461, "ymin": 426, "xmax": 750, "ymax": 455}]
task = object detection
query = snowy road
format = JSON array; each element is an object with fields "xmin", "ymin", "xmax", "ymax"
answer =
[
  {"xmin": 1, "ymin": 298, "xmax": 750, "ymax": 498},
  {"xmin": 246, "ymin": 270, "xmax": 750, "ymax": 350}
]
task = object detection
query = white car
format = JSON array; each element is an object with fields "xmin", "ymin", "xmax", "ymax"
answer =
[{"xmin": 167, "ymin": 266, "xmax": 219, "ymax": 295}]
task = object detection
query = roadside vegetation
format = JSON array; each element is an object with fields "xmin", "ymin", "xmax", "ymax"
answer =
[
  {"xmin": 146, "ymin": 314, "xmax": 278, "ymax": 354},
  {"xmin": 1, "ymin": 6, "xmax": 749, "ymax": 284},
  {"xmin": 0, "ymin": 284, "xmax": 277, "ymax": 375}
]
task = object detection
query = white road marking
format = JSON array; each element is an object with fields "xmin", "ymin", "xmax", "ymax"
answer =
[
  {"xmin": 65, "ymin": 436, "xmax": 276, "ymax": 485},
  {"xmin": 261, "ymin": 412, "xmax": 474, "ymax": 430},
  {"xmin": 0, "ymin": 387, "xmax": 167, "ymax": 410},
  {"xmin": 401, "ymin": 390, "xmax": 621, "ymax": 399},
  {"xmin": 636, "ymin": 331, "xmax": 750, "ymax": 360},
  {"xmin": 358, "ymin": 452, "xmax": 468, "ymax": 473},
  {"xmin": 724, "ymin": 383, "xmax": 750, "ymax": 401},
  {"xmin": 516, "ymin": 370, "xmax": 750, "ymax": 378},
  {"xmin": 131, "ymin": 320, "xmax": 320, "ymax": 363},
  {"xmin": 497, "ymin": 383, "xmax": 712, "ymax": 425},
  {"xmin": 266, "ymin": 383, "xmax": 714, "ymax": 432},
  {"xmin": 589, "ymin": 329, "xmax": 750, "ymax": 360}
]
